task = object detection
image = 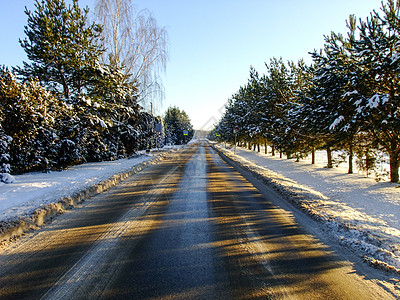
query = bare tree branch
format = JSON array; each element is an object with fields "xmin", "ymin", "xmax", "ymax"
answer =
[{"xmin": 95, "ymin": 0, "xmax": 168, "ymax": 110}]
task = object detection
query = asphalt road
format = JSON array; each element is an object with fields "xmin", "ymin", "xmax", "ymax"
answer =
[{"xmin": 0, "ymin": 142, "xmax": 395, "ymax": 299}]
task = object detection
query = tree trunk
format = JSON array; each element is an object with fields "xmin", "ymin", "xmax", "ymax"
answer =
[
  {"xmin": 311, "ymin": 148, "xmax": 315, "ymax": 165},
  {"xmin": 326, "ymin": 146, "xmax": 333, "ymax": 168},
  {"xmin": 365, "ymin": 152, "xmax": 372, "ymax": 177},
  {"xmin": 280, "ymin": 151, "xmax": 283, "ymax": 158},
  {"xmin": 253, "ymin": 144, "xmax": 256, "ymax": 151},
  {"xmin": 257, "ymin": 144, "xmax": 260, "ymax": 152},
  {"xmin": 59, "ymin": 68, "xmax": 70, "ymax": 99},
  {"xmin": 264, "ymin": 142, "xmax": 267, "ymax": 154},
  {"xmin": 389, "ymin": 153, "xmax": 400, "ymax": 183},
  {"xmin": 272, "ymin": 145, "xmax": 275, "ymax": 156},
  {"xmin": 248, "ymin": 143, "xmax": 251, "ymax": 150},
  {"xmin": 348, "ymin": 144, "xmax": 353, "ymax": 174}
]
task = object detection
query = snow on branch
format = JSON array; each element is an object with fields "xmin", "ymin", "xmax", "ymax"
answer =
[
  {"xmin": 367, "ymin": 94, "xmax": 389, "ymax": 109},
  {"xmin": 329, "ymin": 115, "xmax": 345, "ymax": 131},
  {"xmin": 343, "ymin": 90, "xmax": 359, "ymax": 98}
]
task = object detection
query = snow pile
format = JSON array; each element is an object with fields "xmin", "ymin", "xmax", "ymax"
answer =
[
  {"xmin": 215, "ymin": 144, "xmax": 400, "ymax": 274},
  {"xmin": 0, "ymin": 173, "xmax": 15, "ymax": 184},
  {"xmin": 0, "ymin": 147, "xmax": 181, "ymax": 227}
]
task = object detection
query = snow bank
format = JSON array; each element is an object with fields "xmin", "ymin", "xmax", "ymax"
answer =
[
  {"xmin": 0, "ymin": 173, "xmax": 15, "ymax": 184},
  {"xmin": 214, "ymin": 144, "xmax": 400, "ymax": 274},
  {"xmin": 0, "ymin": 147, "xmax": 183, "ymax": 242},
  {"xmin": 0, "ymin": 154, "xmax": 146, "ymax": 223}
]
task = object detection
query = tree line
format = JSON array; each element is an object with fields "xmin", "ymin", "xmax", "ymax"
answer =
[
  {"xmin": 0, "ymin": 0, "xmax": 192, "ymax": 181},
  {"xmin": 211, "ymin": 0, "xmax": 400, "ymax": 183}
]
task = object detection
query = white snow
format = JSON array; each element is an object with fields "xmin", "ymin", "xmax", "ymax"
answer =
[
  {"xmin": 97, "ymin": 117, "xmax": 108, "ymax": 128},
  {"xmin": 368, "ymin": 94, "xmax": 381, "ymax": 108},
  {"xmin": 343, "ymin": 90, "xmax": 358, "ymax": 98},
  {"xmin": 0, "ymin": 150, "xmax": 174, "ymax": 223},
  {"xmin": 367, "ymin": 94, "xmax": 389, "ymax": 109},
  {"xmin": 329, "ymin": 115, "xmax": 344, "ymax": 130},
  {"xmin": 215, "ymin": 143, "xmax": 400, "ymax": 273},
  {"xmin": 0, "ymin": 173, "xmax": 15, "ymax": 184},
  {"xmin": 81, "ymin": 96, "xmax": 91, "ymax": 106}
]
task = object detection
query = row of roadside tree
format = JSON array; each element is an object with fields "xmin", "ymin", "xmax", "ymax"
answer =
[{"xmin": 211, "ymin": 0, "xmax": 400, "ymax": 183}]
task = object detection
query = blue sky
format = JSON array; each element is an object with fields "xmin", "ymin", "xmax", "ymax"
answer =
[{"xmin": 1, "ymin": 0, "xmax": 384, "ymax": 129}]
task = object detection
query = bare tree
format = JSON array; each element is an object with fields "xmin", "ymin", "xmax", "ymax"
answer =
[{"xmin": 95, "ymin": 0, "xmax": 168, "ymax": 110}]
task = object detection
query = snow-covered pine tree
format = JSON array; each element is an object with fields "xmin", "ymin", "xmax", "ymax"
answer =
[
  {"xmin": 89, "ymin": 63, "xmax": 144, "ymax": 157},
  {"xmin": 261, "ymin": 58, "xmax": 297, "ymax": 158},
  {"xmin": 0, "ymin": 123, "xmax": 13, "ymax": 183},
  {"xmin": 281, "ymin": 60, "xmax": 315, "ymax": 161},
  {"xmin": 136, "ymin": 111, "xmax": 155, "ymax": 150},
  {"xmin": 308, "ymin": 28, "xmax": 364, "ymax": 170},
  {"xmin": 164, "ymin": 107, "xmax": 193, "ymax": 145},
  {"xmin": 0, "ymin": 68, "xmax": 61, "ymax": 173},
  {"xmin": 215, "ymin": 91, "xmax": 246, "ymax": 146},
  {"xmin": 244, "ymin": 67, "xmax": 265, "ymax": 151},
  {"xmin": 0, "ymin": 69, "xmax": 13, "ymax": 179},
  {"xmin": 213, "ymin": 104, "xmax": 234, "ymax": 145},
  {"xmin": 344, "ymin": 1, "xmax": 400, "ymax": 182}
]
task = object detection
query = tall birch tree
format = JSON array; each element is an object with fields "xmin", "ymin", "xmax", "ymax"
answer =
[{"xmin": 95, "ymin": 0, "xmax": 168, "ymax": 110}]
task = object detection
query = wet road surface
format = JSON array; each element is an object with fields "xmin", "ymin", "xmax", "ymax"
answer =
[{"xmin": 0, "ymin": 142, "xmax": 394, "ymax": 299}]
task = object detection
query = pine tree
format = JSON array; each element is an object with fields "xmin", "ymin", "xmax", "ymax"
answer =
[
  {"xmin": 18, "ymin": 0, "xmax": 104, "ymax": 99},
  {"xmin": 0, "ymin": 125, "xmax": 13, "ymax": 183},
  {"xmin": 345, "ymin": 1, "xmax": 400, "ymax": 182},
  {"xmin": 308, "ymin": 29, "xmax": 361, "ymax": 169},
  {"xmin": 213, "ymin": 99, "xmax": 236, "ymax": 144},
  {"xmin": 243, "ymin": 67, "xmax": 265, "ymax": 150},
  {"xmin": 0, "ymin": 126, "xmax": 12, "ymax": 175},
  {"xmin": 164, "ymin": 107, "xmax": 193, "ymax": 145},
  {"xmin": 0, "ymin": 67, "xmax": 61, "ymax": 173},
  {"xmin": 261, "ymin": 58, "xmax": 295, "ymax": 158}
]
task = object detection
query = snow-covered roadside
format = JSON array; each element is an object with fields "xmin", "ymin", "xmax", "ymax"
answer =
[
  {"xmin": 0, "ymin": 146, "xmax": 183, "ymax": 242},
  {"xmin": 214, "ymin": 144, "xmax": 400, "ymax": 274}
]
